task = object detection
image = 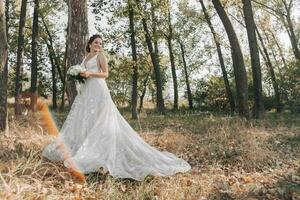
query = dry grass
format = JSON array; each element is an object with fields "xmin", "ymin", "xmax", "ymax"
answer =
[{"xmin": 0, "ymin": 110, "xmax": 300, "ymax": 200}]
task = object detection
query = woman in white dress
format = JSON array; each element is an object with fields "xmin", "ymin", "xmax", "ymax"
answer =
[{"xmin": 42, "ymin": 34, "xmax": 191, "ymax": 181}]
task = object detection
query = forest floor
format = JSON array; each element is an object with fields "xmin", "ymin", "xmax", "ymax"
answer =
[{"xmin": 0, "ymin": 107, "xmax": 300, "ymax": 200}]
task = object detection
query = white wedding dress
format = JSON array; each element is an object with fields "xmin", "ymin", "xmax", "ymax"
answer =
[{"xmin": 42, "ymin": 55, "xmax": 191, "ymax": 181}]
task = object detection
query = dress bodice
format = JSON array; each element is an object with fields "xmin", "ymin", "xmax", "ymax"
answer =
[{"xmin": 83, "ymin": 54, "xmax": 102, "ymax": 73}]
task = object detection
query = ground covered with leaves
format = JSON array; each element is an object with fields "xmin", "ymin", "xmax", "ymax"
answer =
[{"xmin": 0, "ymin": 109, "xmax": 300, "ymax": 200}]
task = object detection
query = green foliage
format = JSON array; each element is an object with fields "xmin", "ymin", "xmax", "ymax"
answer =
[
  {"xmin": 279, "ymin": 61, "xmax": 300, "ymax": 112},
  {"xmin": 106, "ymin": 54, "xmax": 132, "ymax": 105},
  {"xmin": 6, "ymin": 0, "xmax": 67, "ymax": 100},
  {"xmin": 5, "ymin": 0, "xmax": 300, "ymax": 115},
  {"xmin": 193, "ymin": 76, "xmax": 232, "ymax": 112}
]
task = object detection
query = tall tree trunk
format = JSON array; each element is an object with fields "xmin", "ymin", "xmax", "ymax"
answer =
[
  {"xmin": 144, "ymin": 19, "xmax": 165, "ymax": 113},
  {"xmin": 139, "ymin": 73, "xmax": 150, "ymax": 111},
  {"xmin": 199, "ymin": 0, "xmax": 235, "ymax": 112},
  {"xmin": 269, "ymin": 46, "xmax": 284, "ymax": 81},
  {"xmin": 61, "ymin": 23, "xmax": 69, "ymax": 111},
  {"xmin": 256, "ymin": 27, "xmax": 282, "ymax": 112},
  {"xmin": 242, "ymin": 0, "xmax": 264, "ymax": 119},
  {"xmin": 253, "ymin": 0, "xmax": 300, "ymax": 62},
  {"xmin": 270, "ymin": 31, "xmax": 287, "ymax": 69},
  {"xmin": 212, "ymin": 0, "xmax": 249, "ymax": 118},
  {"xmin": 41, "ymin": 15, "xmax": 64, "ymax": 82},
  {"xmin": 51, "ymin": 53, "xmax": 57, "ymax": 109},
  {"xmin": 46, "ymin": 42, "xmax": 57, "ymax": 109},
  {"xmin": 179, "ymin": 41, "xmax": 193, "ymax": 109},
  {"xmin": 167, "ymin": 38, "xmax": 179, "ymax": 109},
  {"xmin": 15, "ymin": 0, "xmax": 28, "ymax": 115},
  {"xmin": 263, "ymin": 31, "xmax": 285, "ymax": 81},
  {"xmin": 0, "ymin": 0, "xmax": 8, "ymax": 131},
  {"xmin": 30, "ymin": 0, "xmax": 39, "ymax": 112},
  {"xmin": 5, "ymin": 0, "xmax": 8, "ymax": 34},
  {"xmin": 128, "ymin": 0, "xmax": 138, "ymax": 119},
  {"xmin": 67, "ymin": 0, "xmax": 88, "ymax": 106},
  {"xmin": 166, "ymin": 2, "xmax": 178, "ymax": 110},
  {"xmin": 137, "ymin": 0, "xmax": 165, "ymax": 113},
  {"xmin": 150, "ymin": 2, "xmax": 159, "ymax": 57},
  {"xmin": 285, "ymin": 9, "xmax": 300, "ymax": 62}
]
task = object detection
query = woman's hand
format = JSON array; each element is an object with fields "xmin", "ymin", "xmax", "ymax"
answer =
[{"xmin": 80, "ymin": 71, "xmax": 93, "ymax": 78}]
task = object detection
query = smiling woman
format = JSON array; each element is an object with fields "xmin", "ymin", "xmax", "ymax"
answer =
[{"xmin": 80, "ymin": 34, "xmax": 108, "ymax": 79}]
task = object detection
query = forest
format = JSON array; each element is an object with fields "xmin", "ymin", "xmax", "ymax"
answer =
[{"xmin": 0, "ymin": 0, "xmax": 299, "ymax": 199}]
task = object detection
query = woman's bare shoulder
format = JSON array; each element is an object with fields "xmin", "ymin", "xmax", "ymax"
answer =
[{"xmin": 96, "ymin": 51, "xmax": 108, "ymax": 61}]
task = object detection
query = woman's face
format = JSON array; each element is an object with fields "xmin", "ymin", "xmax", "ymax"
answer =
[{"xmin": 90, "ymin": 37, "xmax": 102, "ymax": 52}]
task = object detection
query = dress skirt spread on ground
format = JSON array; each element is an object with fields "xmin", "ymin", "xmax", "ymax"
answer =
[{"xmin": 42, "ymin": 55, "xmax": 191, "ymax": 181}]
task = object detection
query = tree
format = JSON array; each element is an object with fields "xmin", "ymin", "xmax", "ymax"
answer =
[
  {"xmin": 40, "ymin": 14, "xmax": 65, "ymax": 109},
  {"xmin": 91, "ymin": 0, "xmax": 152, "ymax": 112},
  {"xmin": 253, "ymin": 0, "xmax": 300, "ymax": 62},
  {"xmin": 256, "ymin": 26, "xmax": 282, "ymax": 112},
  {"xmin": 49, "ymin": 45, "xmax": 58, "ymax": 109},
  {"xmin": 61, "ymin": 22, "xmax": 69, "ymax": 111},
  {"xmin": 242, "ymin": 0, "xmax": 264, "ymax": 119},
  {"xmin": 199, "ymin": 0, "xmax": 235, "ymax": 113},
  {"xmin": 66, "ymin": 0, "xmax": 89, "ymax": 105},
  {"xmin": 30, "ymin": 0, "xmax": 39, "ymax": 111},
  {"xmin": 0, "ymin": 0, "xmax": 8, "ymax": 131},
  {"xmin": 173, "ymin": 1, "xmax": 201, "ymax": 110},
  {"xmin": 212, "ymin": 0, "xmax": 249, "ymax": 118},
  {"xmin": 128, "ymin": 0, "xmax": 138, "ymax": 119},
  {"xmin": 179, "ymin": 40, "xmax": 193, "ymax": 109},
  {"xmin": 166, "ymin": 0, "xmax": 179, "ymax": 110},
  {"xmin": 136, "ymin": 0, "xmax": 165, "ymax": 114},
  {"xmin": 15, "ymin": 0, "xmax": 28, "ymax": 115},
  {"xmin": 269, "ymin": 30, "xmax": 287, "ymax": 69}
]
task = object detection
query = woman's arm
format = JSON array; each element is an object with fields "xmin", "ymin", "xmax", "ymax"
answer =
[{"xmin": 81, "ymin": 52, "xmax": 109, "ymax": 79}]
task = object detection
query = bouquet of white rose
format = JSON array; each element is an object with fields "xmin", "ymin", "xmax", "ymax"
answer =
[{"xmin": 67, "ymin": 64, "xmax": 86, "ymax": 83}]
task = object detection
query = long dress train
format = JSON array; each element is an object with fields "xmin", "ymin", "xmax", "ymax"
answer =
[{"xmin": 42, "ymin": 55, "xmax": 191, "ymax": 181}]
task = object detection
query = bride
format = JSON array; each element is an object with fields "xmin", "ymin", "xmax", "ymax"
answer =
[{"xmin": 42, "ymin": 34, "xmax": 191, "ymax": 181}]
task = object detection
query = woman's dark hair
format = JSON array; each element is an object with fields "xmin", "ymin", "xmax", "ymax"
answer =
[{"xmin": 86, "ymin": 34, "xmax": 103, "ymax": 53}]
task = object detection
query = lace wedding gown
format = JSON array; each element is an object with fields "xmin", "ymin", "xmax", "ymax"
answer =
[{"xmin": 42, "ymin": 55, "xmax": 191, "ymax": 181}]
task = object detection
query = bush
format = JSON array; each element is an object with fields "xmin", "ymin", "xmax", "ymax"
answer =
[{"xmin": 193, "ymin": 76, "xmax": 232, "ymax": 112}]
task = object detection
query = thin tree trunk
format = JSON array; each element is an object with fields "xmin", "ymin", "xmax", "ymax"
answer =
[
  {"xmin": 137, "ymin": 0, "xmax": 165, "ymax": 113},
  {"xmin": 212, "ymin": 0, "xmax": 249, "ymax": 118},
  {"xmin": 61, "ymin": 23, "xmax": 69, "ymax": 111},
  {"xmin": 270, "ymin": 31, "xmax": 288, "ymax": 69},
  {"xmin": 256, "ymin": 26, "xmax": 282, "ymax": 112},
  {"xmin": 128, "ymin": 0, "xmax": 138, "ymax": 119},
  {"xmin": 61, "ymin": 42, "xmax": 68, "ymax": 111},
  {"xmin": 41, "ymin": 15, "xmax": 64, "ymax": 82},
  {"xmin": 67, "ymin": 0, "xmax": 88, "ymax": 106},
  {"xmin": 0, "ymin": 0, "xmax": 8, "ymax": 131},
  {"xmin": 15, "ymin": 0, "xmax": 28, "ymax": 116},
  {"xmin": 151, "ymin": 2, "xmax": 159, "ymax": 58},
  {"xmin": 145, "ymin": 19, "xmax": 165, "ymax": 113},
  {"xmin": 199, "ymin": 0, "xmax": 234, "ymax": 112},
  {"xmin": 167, "ymin": 38, "xmax": 179, "ymax": 109},
  {"xmin": 179, "ymin": 41, "xmax": 193, "ymax": 109},
  {"xmin": 46, "ymin": 42, "xmax": 57, "ymax": 109},
  {"xmin": 264, "ymin": 33, "xmax": 285, "ymax": 81},
  {"xmin": 30, "ymin": 0, "xmax": 39, "ymax": 112},
  {"xmin": 242, "ymin": 0, "xmax": 264, "ymax": 119},
  {"xmin": 267, "ymin": 31, "xmax": 289, "ymax": 101},
  {"xmin": 5, "ymin": 0, "xmax": 8, "ymax": 34},
  {"xmin": 166, "ymin": 1, "xmax": 178, "ymax": 110},
  {"xmin": 252, "ymin": 0, "xmax": 300, "ymax": 62},
  {"xmin": 51, "ymin": 56, "xmax": 57, "ymax": 109},
  {"xmin": 139, "ymin": 73, "xmax": 150, "ymax": 111},
  {"xmin": 285, "ymin": 9, "xmax": 300, "ymax": 62}
]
